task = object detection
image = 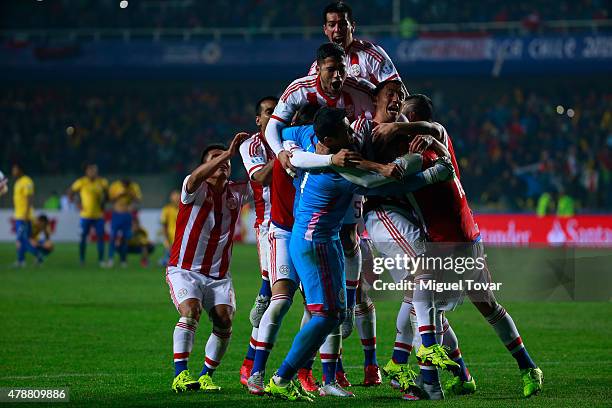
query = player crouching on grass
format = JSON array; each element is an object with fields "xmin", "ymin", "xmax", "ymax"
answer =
[{"xmin": 166, "ymin": 133, "xmax": 252, "ymax": 393}]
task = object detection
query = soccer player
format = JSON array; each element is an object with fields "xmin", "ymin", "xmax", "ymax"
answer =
[
  {"xmin": 238, "ymin": 96, "xmax": 278, "ymax": 386},
  {"xmin": 70, "ymin": 164, "xmax": 109, "ymax": 267},
  {"xmin": 167, "ymin": 133, "xmax": 251, "ymax": 393},
  {"xmin": 124, "ymin": 217, "xmax": 155, "ymax": 266},
  {"xmin": 248, "ymin": 104, "xmax": 363, "ymax": 397},
  {"xmin": 160, "ymin": 190, "xmax": 180, "ymax": 267},
  {"xmin": 265, "ymin": 42, "xmax": 374, "ymax": 170},
  {"xmin": 266, "ymin": 42, "xmax": 375, "ymax": 386},
  {"xmin": 349, "ymin": 80, "xmax": 459, "ymax": 396},
  {"xmin": 30, "ymin": 214, "xmax": 54, "ymax": 258},
  {"xmin": 107, "ymin": 178, "xmax": 142, "ymax": 267},
  {"xmin": 11, "ymin": 164, "xmax": 42, "ymax": 266},
  {"xmin": 400, "ymin": 94, "xmax": 543, "ymax": 399},
  {"xmin": 264, "ymin": 107, "xmax": 454, "ymax": 401},
  {"xmin": 309, "ymin": 2, "xmax": 400, "ymax": 85}
]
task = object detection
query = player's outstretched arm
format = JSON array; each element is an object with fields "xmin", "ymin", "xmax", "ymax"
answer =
[
  {"xmin": 371, "ymin": 121, "xmax": 444, "ymax": 144},
  {"xmin": 186, "ymin": 132, "xmax": 249, "ymax": 194},
  {"xmin": 336, "ymin": 152, "xmax": 423, "ymax": 188},
  {"xmin": 357, "ymin": 156, "xmax": 455, "ymax": 196}
]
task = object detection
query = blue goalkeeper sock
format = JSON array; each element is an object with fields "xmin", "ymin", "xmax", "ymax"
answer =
[
  {"xmin": 279, "ymin": 315, "xmax": 339, "ymax": 381},
  {"xmin": 258, "ymin": 278, "xmax": 271, "ymax": 298},
  {"xmin": 346, "ymin": 288, "xmax": 356, "ymax": 310}
]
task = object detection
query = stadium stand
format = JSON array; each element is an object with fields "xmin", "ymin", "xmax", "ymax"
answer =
[{"xmin": 1, "ymin": 78, "xmax": 609, "ymax": 212}]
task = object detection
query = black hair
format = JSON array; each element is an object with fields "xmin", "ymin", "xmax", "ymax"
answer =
[
  {"xmin": 38, "ymin": 214, "xmax": 49, "ymax": 223},
  {"xmin": 323, "ymin": 2, "xmax": 354, "ymax": 24},
  {"xmin": 403, "ymin": 94, "xmax": 434, "ymax": 121},
  {"xmin": 293, "ymin": 104, "xmax": 321, "ymax": 126},
  {"xmin": 313, "ymin": 106, "xmax": 347, "ymax": 139},
  {"xmin": 316, "ymin": 42, "xmax": 345, "ymax": 64},
  {"xmin": 200, "ymin": 143, "xmax": 227, "ymax": 164},
  {"xmin": 255, "ymin": 96, "xmax": 279, "ymax": 116},
  {"xmin": 373, "ymin": 79, "xmax": 405, "ymax": 97}
]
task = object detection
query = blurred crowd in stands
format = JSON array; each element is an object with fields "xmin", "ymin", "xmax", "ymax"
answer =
[
  {"xmin": 2, "ymin": 0, "xmax": 608, "ymax": 30},
  {"xmin": 1, "ymin": 78, "xmax": 610, "ymax": 213}
]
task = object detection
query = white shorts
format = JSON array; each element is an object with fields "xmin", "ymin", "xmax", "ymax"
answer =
[
  {"xmin": 268, "ymin": 224, "xmax": 299, "ymax": 286},
  {"xmin": 342, "ymin": 194, "xmax": 363, "ymax": 225},
  {"xmin": 364, "ymin": 206, "xmax": 425, "ymax": 283},
  {"xmin": 256, "ymin": 226, "xmax": 270, "ymax": 280},
  {"xmin": 166, "ymin": 266, "xmax": 236, "ymax": 312}
]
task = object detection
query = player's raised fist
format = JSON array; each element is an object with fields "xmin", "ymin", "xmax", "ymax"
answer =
[
  {"xmin": 332, "ymin": 149, "xmax": 362, "ymax": 167},
  {"xmin": 229, "ymin": 132, "xmax": 251, "ymax": 156}
]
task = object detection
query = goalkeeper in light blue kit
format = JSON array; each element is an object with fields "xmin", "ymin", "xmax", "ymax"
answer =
[{"xmin": 265, "ymin": 106, "xmax": 454, "ymax": 401}]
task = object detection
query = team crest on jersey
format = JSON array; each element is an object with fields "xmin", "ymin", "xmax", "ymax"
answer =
[
  {"xmin": 381, "ymin": 61, "xmax": 393, "ymax": 76},
  {"xmin": 226, "ymin": 195, "xmax": 238, "ymax": 210},
  {"xmin": 349, "ymin": 64, "xmax": 361, "ymax": 77}
]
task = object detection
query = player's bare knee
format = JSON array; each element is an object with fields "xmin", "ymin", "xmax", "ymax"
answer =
[
  {"xmin": 178, "ymin": 299, "xmax": 202, "ymax": 321},
  {"xmin": 472, "ymin": 299, "xmax": 497, "ymax": 317},
  {"xmin": 209, "ymin": 305, "xmax": 234, "ymax": 330},
  {"xmin": 272, "ymin": 279, "xmax": 296, "ymax": 296}
]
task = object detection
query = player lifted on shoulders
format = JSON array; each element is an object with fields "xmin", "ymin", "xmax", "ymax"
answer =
[
  {"xmin": 166, "ymin": 133, "xmax": 251, "ymax": 393},
  {"xmin": 267, "ymin": 42, "xmax": 376, "ymax": 387},
  {"xmin": 238, "ymin": 96, "xmax": 279, "ymax": 386},
  {"xmin": 308, "ymin": 2, "xmax": 400, "ymax": 85}
]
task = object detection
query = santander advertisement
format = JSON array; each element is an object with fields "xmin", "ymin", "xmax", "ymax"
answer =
[{"xmin": 475, "ymin": 215, "xmax": 612, "ymax": 246}]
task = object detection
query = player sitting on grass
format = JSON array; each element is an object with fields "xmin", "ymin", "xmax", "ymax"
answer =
[
  {"xmin": 30, "ymin": 214, "xmax": 54, "ymax": 258},
  {"xmin": 122, "ymin": 217, "xmax": 155, "ymax": 267},
  {"xmin": 166, "ymin": 133, "xmax": 252, "ymax": 393},
  {"xmin": 264, "ymin": 106, "xmax": 454, "ymax": 401}
]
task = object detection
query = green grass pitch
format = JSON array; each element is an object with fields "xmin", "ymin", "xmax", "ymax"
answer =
[{"xmin": 0, "ymin": 243, "xmax": 610, "ymax": 407}]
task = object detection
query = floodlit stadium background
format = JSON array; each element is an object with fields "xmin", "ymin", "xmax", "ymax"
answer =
[{"xmin": 0, "ymin": 0, "xmax": 610, "ymax": 245}]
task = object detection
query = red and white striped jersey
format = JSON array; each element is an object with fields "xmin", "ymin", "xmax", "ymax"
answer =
[
  {"xmin": 168, "ymin": 176, "xmax": 252, "ymax": 279},
  {"xmin": 271, "ymin": 74, "xmax": 374, "ymax": 126},
  {"xmin": 308, "ymin": 39, "xmax": 400, "ymax": 85},
  {"xmin": 239, "ymin": 132, "xmax": 274, "ymax": 229}
]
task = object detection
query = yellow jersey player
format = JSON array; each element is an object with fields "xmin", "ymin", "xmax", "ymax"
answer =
[
  {"xmin": 125, "ymin": 217, "xmax": 155, "ymax": 267},
  {"xmin": 159, "ymin": 189, "xmax": 180, "ymax": 266},
  {"xmin": 107, "ymin": 178, "xmax": 142, "ymax": 267},
  {"xmin": 30, "ymin": 214, "xmax": 54, "ymax": 257},
  {"xmin": 12, "ymin": 164, "xmax": 42, "ymax": 267},
  {"xmin": 70, "ymin": 164, "xmax": 109, "ymax": 267}
]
